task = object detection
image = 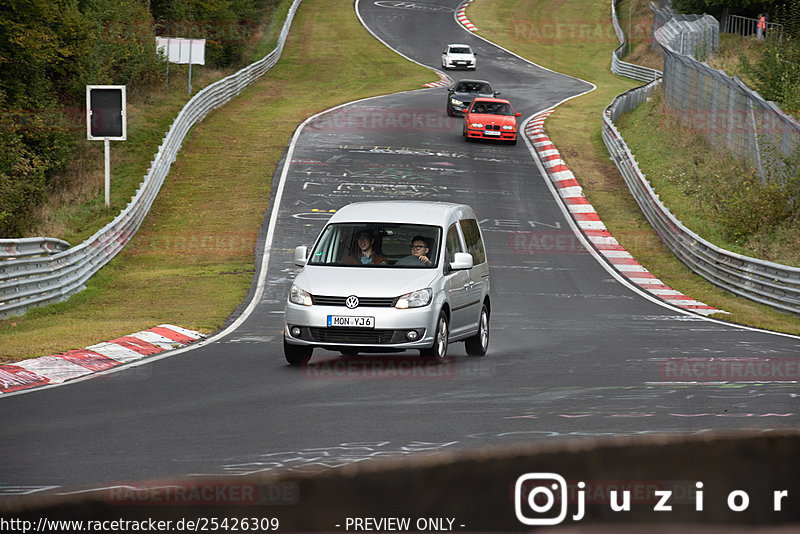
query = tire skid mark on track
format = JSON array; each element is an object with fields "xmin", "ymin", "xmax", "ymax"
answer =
[
  {"xmin": 524, "ymin": 111, "xmax": 726, "ymax": 317},
  {"xmin": 0, "ymin": 325, "xmax": 205, "ymax": 395}
]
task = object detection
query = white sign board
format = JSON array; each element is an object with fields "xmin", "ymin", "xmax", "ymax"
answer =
[{"xmin": 156, "ymin": 37, "xmax": 206, "ymax": 65}]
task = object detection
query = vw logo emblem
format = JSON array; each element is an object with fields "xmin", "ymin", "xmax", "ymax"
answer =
[{"xmin": 345, "ymin": 295, "xmax": 359, "ymax": 309}]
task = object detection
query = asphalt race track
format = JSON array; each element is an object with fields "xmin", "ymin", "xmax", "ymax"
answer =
[{"xmin": 1, "ymin": 0, "xmax": 798, "ymax": 497}]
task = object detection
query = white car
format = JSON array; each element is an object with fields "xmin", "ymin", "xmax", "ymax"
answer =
[{"xmin": 441, "ymin": 44, "xmax": 476, "ymax": 70}]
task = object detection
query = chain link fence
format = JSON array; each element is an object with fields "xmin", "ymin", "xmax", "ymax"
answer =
[
  {"xmin": 603, "ymin": 82, "xmax": 800, "ymax": 315},
  {"xmin": 652, "ymin": 2, "xmax": 800, "ymax": 182},
  {"xmin": 599, "ymin": 0, "xmax": 800, "ymax": 314},
  {"xmin": 652, "ymin": 3, "xmax": 719, "ymax": 59}
]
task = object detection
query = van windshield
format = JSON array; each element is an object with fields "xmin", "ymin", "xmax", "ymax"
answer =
[{"xmin": 308, "ymin": 223, "xmax": 442, "ymax": 268}]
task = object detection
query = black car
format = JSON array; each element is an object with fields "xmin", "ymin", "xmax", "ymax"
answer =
[{"xmin": 446, "ymin": 79, "xmax": 500, "ymax": 117}]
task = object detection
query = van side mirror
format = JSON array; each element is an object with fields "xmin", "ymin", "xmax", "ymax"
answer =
[
  {"xmin": 449, "ymin": 252, "xmax": 473, "ymax": 271},
  {"xmin": 293, "ymin": 245, "xmax": 308, "ymax": 267}
]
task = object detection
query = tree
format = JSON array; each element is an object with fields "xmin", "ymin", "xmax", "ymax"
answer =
[
  {"xmin": 0, "ymin": 0, "xmax": 164, "ymax": 237},
  {"xmin": 673, "ymin": 0, "xmax": 779, "ymax": 19},
  {"xmin": 741, "ymin": 0, "xmax": 800, "ymax": 117}
]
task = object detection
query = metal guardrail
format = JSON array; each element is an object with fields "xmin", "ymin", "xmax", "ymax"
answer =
[
  {"xmin": 0, "ymin": 238, "xmax": 71, "ymax": 260},
  {"xmin": 604, "ymin": 0, "xmax": 800, "ymax": 315},
  {"xmin": 0, "ymin": 0, "xmax": 303, "ymax": 320},
  {"xmin": 611, "ymin": 0, "xmax": 662, "ymax": 82},
  {"xmin": 601, "ymin": 81, "xmax": 800, "ymax": 316}
]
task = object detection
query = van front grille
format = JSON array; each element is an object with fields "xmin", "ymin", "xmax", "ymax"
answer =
[{"xmin": 312, "ymin": 295, "xmax": 397, "ymax": 308}]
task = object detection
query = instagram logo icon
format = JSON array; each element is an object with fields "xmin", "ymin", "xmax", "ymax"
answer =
[{"xmin": 515, "ymin": 473, "xmax": 581, "ymax": 526}]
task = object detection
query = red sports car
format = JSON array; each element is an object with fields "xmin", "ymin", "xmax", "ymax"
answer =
[{"xmin": 463, "ymin": 97, "xmax": 521, "ymax": 145}]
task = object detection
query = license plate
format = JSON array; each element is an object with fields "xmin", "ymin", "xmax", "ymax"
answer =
[
  {"xmin": 327, "ymin": 315, "xmax": 375, "ymax": 328},
  {"xmin": 484, "ymin": 130, "xmax": 501, "ymax": 136}
]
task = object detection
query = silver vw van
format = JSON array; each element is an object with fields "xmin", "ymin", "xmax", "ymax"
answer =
[{"xmin": 283, "ymin": 201, "xmax": 491, "ymax": 365}]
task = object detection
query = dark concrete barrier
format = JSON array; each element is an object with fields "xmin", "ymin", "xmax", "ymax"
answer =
[{"xmin": 1, "ymin": 430, "xmax": 799, "ymax": 532}]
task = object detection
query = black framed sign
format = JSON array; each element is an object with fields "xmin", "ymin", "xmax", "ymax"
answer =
[{"xmin": 86, "ymin": 85, "xmax": 126, "ymax": 140}]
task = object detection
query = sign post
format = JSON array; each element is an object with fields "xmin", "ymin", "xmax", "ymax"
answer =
[
  {"xmin": 104, "ymin": 138, "xmax": 110, "ymax": 207},
  {"xmin": 86, "ymin": 85, "xmax": 127, "ymax": 208}
]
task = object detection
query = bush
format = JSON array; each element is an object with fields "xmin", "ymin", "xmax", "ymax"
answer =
[
  {"xmin": 152, "ymin": 0, "xmax": 269, "ymax": 68},
  {"xmin": 0, "ymin": 128, "xmax": 47, "ymax": 237},
  {"xmin": 645, "ymin": 94, "xmax": 799, "ymax": 249},
  {"xmin": 705, "ymin": 169, "xmax": 795, "ymax": 243},
  {"xmin": 0, "ymin": 0, "xmax": 165, "ymax": 238},
  {"xmin": 740, "ymin": 1, "xmax": 800, "ymax": 119},
  {"xmin": 0, "ymin": 0, "xmax": 278, "ymax": 237}
]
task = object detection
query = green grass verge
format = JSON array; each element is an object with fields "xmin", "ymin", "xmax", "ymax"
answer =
[
  {"xmin": 31, "ymin": 65, "xmax": 229, "ymax": 244},
  {"xmin": 468, "ymin": 0, "xmax": 800, "ymax": 334},
  {"xmin": 616, "ymin": 0, "xmax": 662, "ymax": 71},
  {"xmin": 0, "ymin": 0, "xmax": 432, "ymax": 362}
]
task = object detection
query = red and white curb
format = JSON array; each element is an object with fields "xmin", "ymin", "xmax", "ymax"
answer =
[
  {"xmin": 457, "ymin": 0, "xmax": 479, "ymax": 32},
  {"xmin": 0, "ymin": 325, "xmax": 205, "ymax": 394},
  {"xmin": 525, "ymin": 111, "xmax": 724, "ymax": 316},
  {"xmin": 424, "ymin": 69, "xmax": 452, "ymax": 88}
]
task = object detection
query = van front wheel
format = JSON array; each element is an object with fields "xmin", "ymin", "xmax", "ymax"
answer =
[
  {"xmin": 420, "ymin": 312, "xmax": 449, "ymax": 362},
  {"xmin": 284, "ymin": 337, "xmax": 312, "ymax": 366}
]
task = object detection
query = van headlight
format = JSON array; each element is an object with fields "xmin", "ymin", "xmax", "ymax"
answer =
[
  {"xmin": 395, "ymin": 288, "xmax": 432, "ymax": 309},
  {"xmin": 289, "ymin": 285, "xmax": 312, "ymax": 306}
]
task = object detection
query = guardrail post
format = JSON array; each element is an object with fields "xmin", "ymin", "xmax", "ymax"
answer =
[{"xmin": 710, "ymin": 76, "xmax": 718, "ymax": 145}]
